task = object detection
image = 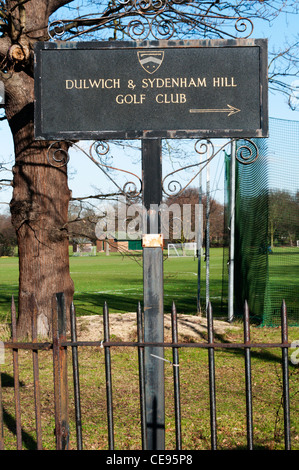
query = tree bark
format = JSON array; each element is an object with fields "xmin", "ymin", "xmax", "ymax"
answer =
[
  {"xmin": 1, "ymin": 0, "xmax": 74, "ymax": 338},
  {"xmin": 9, "ymin": 114, "xmax": 74, "ymax": 339},
  {"xmin": 7, "ymin": 83, "xmax": 74, "ymax": 338}
]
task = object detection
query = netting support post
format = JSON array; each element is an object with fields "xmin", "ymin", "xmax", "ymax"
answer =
[
  {"xmin": 228, "ymin": 140, "xmax": 236, "ymax": 322},
  {"xmin": 197, "ymin": 153, "xmax": 203, "ymax": 314},
  {"xmin": 206, "ymin": 147, "xmax": 211, "ymax": 311}
]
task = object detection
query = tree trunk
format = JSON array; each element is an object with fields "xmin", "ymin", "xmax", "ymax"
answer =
[
  {"xmin": 0, "ymin": 0, "xmax": 76, "ymax": 339},
  {"xmin": 6, "ymin": 72, "xmax": 74, "ymax": 338}
]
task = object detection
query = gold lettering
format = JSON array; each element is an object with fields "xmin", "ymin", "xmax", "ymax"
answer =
[
  {"xmin": 142, "ymin": 77, "xmax": 206, "ymax": 89},
  {"xmin": 89, "ymin": 79, "xmax": 102, "ymax": 88},
  {"xmin": 180, "ymin": 78, "xmax": 187, "ymax": 88},
  {"xmin": 156, "ymin": 93, "xmax": 187, "ymax": 104},
  {"xmin": 66, "ymin": 80, "xmax": 74, "ymax": 89},
  {"xmin": 66, "ymin": 78, "xmax": 121, "ymax": 90},
  {"xmin": 171, "ymin": 78, "xmax": 180, "ymax": 87},
  {"xmin": 74, "ymin": 80, "xmax": 82, "ymax": 89},
  {"xmin": 116, "ymin": 94, "xmax": 146, "ymax": 104},
  {"xmin": 197, "ymin": 77, "xmax": 206, "ymax": 87},
  {"xmin": 188, "ymin": 78, "xmax": 197, "ymax": 87},
  {"xmin": 180, "ymin": 94, "xmax": 187, "ymax": 103},
  {"xmin": 213, "ymin": 77, "xmax": 237, "ymax": 87},
  {"xmin": 156, "ymin": 94, "xmax": 164, "ymax": 104}
]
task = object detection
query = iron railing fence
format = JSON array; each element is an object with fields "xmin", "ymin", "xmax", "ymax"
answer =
[{"xmin": 0, "ymin": 293, "xmax": 294, "ymax": 451}]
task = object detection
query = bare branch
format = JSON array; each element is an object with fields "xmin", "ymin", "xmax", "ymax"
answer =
[
  {"xmin": 9, "ymin": 0, "xmax": 30, "ymax": 13},
  {"xmin": 48, "ymin": 0, "xmax": 74, "ymax": 17},
  {"xmin": 71, "ymin": 192, "xmax": 122, "ymax": 202},
  {"xmin": 268, "ymin": 40, "xmax": 299, "ymax": 101},
  {"xmin": 0, "ymin": 179, "xmax": 12, "ymax": 185}
]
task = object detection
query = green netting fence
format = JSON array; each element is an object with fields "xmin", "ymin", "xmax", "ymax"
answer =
[{"xmin": 234, "ymin": 117, "xmax": 299, "ymax": 326}]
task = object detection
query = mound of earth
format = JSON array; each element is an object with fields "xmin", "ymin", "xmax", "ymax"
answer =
[{"xmin": 76, "ymin": 312, "xmax": 240, "ymax": 343}]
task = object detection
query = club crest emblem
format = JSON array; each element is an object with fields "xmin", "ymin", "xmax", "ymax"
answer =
[{"xmin": 137, "ymin": 51, "xmax": 164, "ymax": 74}]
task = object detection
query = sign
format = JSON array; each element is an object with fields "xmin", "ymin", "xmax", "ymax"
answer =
[{"xmin": 34, "ymin": 39, "xmax": 268, "ymax": 140}]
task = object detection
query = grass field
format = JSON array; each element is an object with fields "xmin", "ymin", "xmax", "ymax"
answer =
[
  {"xmin": 0, "ymin": 340, "xmax": 298, "ymax": 450},
  {"xmin": 1, "ymin": 246, "xmax": 298, "ymax": 323},
  {"xmin": 0, "ymin": 248, "xmax": 298, "ymax": 450},
  {"xmin": 0, "ymin": 248, "xmax": 227, "ymax": 322},
  {"xmin": 266, "ymin": 248, "xmax": 299, "ymax": 325}
]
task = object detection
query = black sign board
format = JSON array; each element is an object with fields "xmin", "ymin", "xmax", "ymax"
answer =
[{"xmin": 34, "ymin": 39, "xmax": 268, "ymax": 140}]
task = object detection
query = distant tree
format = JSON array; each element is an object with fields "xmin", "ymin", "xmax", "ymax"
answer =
[
  {"xmin": 165, "ymin": 187, "xmax": 225, "ymax": 246},
  {"xmin": 67, "ymin": 201, "xmax": 103, "ymax": 245},
  {"xmin": 268, "ymin": 189, "xmax": 299, "ymax": 247},
  {"xmin": 0, "ymin": 212, "xmax": 17, "ymax": 255}
]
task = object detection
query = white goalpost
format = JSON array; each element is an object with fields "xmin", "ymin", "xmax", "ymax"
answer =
[
  {"xmin": 73, "ymin": 245, "xmax": 97, "ymax": 257},
  {"xmin": 167, "ymin": 242, "xmax": 197, "ymax": 258}
]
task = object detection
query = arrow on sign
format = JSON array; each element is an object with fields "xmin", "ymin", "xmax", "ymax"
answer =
[{"xmin": 190, "ymin": 104, "xmax": 241, "ymax": 116}]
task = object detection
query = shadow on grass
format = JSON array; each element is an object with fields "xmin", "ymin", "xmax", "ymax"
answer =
[
  {"xmin": 1, "ymin": 372, "xmax": 37, "ymax": 450},
  {"xmin": 0, "ymin": 286, "xmax": 18, "ymax": 322},
  {"xmin": 211, "ymin": 330, "xmax": 299, "ymax": 368},
  {"xmin": 73, "ymin": 292, "xmax": 141, "ymax": 315},
  {"xmin": 73, "ymin": 278, "xmax": 227, "ymax": 318}
]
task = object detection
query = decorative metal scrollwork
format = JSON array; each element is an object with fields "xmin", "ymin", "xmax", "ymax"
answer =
[
  {"xmin": 88, "ymin": 141, "xmax": 142, "ymax": 199},
  {"xmin": 48, "ymin": 1, "xmax": 255, "ymax": 41},
  {"xmin": 48, "ymin": 20, "xmax": 66, "ymax": 39},
  {"xmin": 90, "ymin": 140, "xmax": 110, "ymax": 160},
  {"xmin": 234, "ymin": 17, "xmax": 254, "ymax": 39},
  {"xmin": 47, "ymin": 140, "xmax": 142, "ymax": 199},
  {"xmin": 162, "ymin": 138, "xmax": 259, "ymax": 198},
  {"xmin": 235, "ymin": 139, "xmax": 259, "ymax": 165},
  {"xmin": 47, "ymin": 141, "xmax": 70, "ymax": 167},
  {"xmin": 47, "ymin": 136, "xmax": 258, "ymax": 203},
  {"xmin": 163, "ymin": 139, "xmax": 215, "ymax": 198}
]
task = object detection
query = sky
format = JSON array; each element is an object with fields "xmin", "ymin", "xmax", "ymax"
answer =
[{"xmin": 0, "ymin": 5, "xmax": 298, "ymax": 213}]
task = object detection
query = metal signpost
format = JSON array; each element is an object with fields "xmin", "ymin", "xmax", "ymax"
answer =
[
  {"xmin": 35, "ymin": 39, "xmax": 268, "ymax": 140},
  {"xmin": 35, "ymin": 38, "xmax": 268, "ymax": 450},
  {"xmin": 142, "ymin": 138, "xmax": 164, "ymax": 449}
]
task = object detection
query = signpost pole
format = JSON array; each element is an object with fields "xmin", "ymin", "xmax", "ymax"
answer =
[
  {"xmin": 197, "ymin": 153, "xmax": 203, "ymax": 313},
  {"xmin": 142, "ymin": 138, "xmax": 165, "ymax": 450}
]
